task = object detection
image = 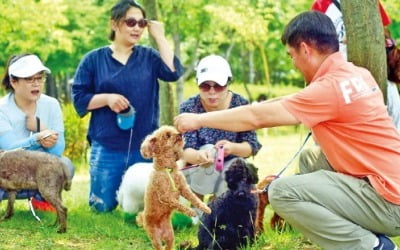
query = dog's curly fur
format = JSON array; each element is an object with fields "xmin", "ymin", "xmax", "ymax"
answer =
[
  {"xmin": 194, "ymin": 158, "xmax": 258, "ymax": 250},
  {"xmin": 136, "ymin": 126, "xmax": 211, "ymax": 250},
  {"xmin": 0, "ymin": 149, "xmax": 71, "ymax": 233}
]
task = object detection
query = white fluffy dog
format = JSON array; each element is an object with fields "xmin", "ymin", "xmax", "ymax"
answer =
[{"xmin": 117, "ymin": 162, "xmax": 153, "ymax": 213}]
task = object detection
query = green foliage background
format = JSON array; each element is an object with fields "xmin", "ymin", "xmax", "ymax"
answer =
[
  {"xmin": 62, "ymin": 103, "xmax": 90, "ymax": 171},
  {"xmin": 1, "ymin": 0, "xmax": 398, "ymax": 88}
]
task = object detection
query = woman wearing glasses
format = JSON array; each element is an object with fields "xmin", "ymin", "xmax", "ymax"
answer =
[
  {"xmin": 0, "ymin": 53, "xmax": 74, "ymax": 211},
  {"xmin": 180, "ymin": 55, "xmax": 261, "ymax": 220},
  {"xmin": 72, "ymin": 0, "xmax": 183, "ymax": 212}
]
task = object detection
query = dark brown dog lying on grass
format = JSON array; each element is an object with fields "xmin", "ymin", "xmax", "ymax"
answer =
[{"xmin": 0, "ymin": 149, "xmax": 71, "ymax": 233}]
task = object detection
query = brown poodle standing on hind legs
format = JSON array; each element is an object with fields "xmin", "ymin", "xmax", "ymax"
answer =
[{"xmin": 136, "ymin": 125, "xmax": 211, "ymax": 250}]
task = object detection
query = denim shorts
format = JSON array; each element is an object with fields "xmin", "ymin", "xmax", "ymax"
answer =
[{"xmin": 89, "ymin": 140, "xmax": 150, "ymax": 212}]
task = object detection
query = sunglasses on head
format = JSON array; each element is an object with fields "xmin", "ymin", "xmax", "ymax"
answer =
[
  {"xmin": 123, "ymin": 18, "xmax": 148, "ymax": 28},
  {"xmin": 199, "ymin": 82, "xmax": 226, "ymax": 92}
]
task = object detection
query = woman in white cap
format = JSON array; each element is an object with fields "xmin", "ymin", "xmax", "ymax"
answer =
[
  {"xmin": 0, "ymin": 53, "xmax": 74, "ymax": 211},
  {"xmin": 179, "ymin": 54, "xmax": 261, "ymax": 219}
]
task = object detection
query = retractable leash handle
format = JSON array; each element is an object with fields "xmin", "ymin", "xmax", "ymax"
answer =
[
  {"xmin": 117, "ymin": 104, "xmax": 136, "ymax": 130},
  {"xmin": 215, "ymin": 145, "xmax": 224, "ymax": 172},
  {"xmin": 262, "ymin": 132, "xmax": 312, "ymax": 193}
]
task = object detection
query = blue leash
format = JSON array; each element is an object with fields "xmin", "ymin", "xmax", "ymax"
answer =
[{"xmin": 262, "ymin": 132, "xmax": 312, "ymax": 193}]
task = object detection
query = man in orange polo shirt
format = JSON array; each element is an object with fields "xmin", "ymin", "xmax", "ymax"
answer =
[{"xmin": 174, "ymin": 11, "xmax": 400, "ymax": 250}]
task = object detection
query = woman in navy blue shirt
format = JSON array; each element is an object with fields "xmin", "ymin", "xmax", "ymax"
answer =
[{"xmin": 72, "ymin": 0, "xmax": 183, "ymax": 212}]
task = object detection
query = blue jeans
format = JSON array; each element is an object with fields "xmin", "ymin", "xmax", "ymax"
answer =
[
  {"xmin": 89, "ymin": 140, "xmax": 150, "ymax": 212},
  {"xmin": 0, "ymin": 156, "xmax": 75, "ymax": 201}
]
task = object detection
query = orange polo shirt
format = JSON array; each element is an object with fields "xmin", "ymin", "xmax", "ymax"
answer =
[{"xmin": 283, "ymin": 52, "xmax": 400, "ymax": 205}]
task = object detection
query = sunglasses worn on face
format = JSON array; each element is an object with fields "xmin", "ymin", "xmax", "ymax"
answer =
[
  {"xmin": 199, "ymin": 83, "xmax": 226, "ymax": 92},
  {"xmin": 124, "ymin": 18, "xmax": 148, "ymax": 28}
]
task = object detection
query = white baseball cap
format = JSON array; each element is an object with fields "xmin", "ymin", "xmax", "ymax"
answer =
[
  {"xmin": 8, "ymin": 55, "xmax": 51, "ymax": 78},
  {"xmin": 196, "ymin": 55, "xmax": 232, "ymax": 86}
]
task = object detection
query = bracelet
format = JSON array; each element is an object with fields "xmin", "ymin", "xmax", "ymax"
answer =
[{"xmin": 36, "ymin": 117, "xmax": 40, "ymax": 132}]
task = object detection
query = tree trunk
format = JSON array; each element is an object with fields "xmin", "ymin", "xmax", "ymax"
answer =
[
  {"xmin": 45, "ymin": 74, "xmax": 58, "ymax": 99},
  {"xmin": 258, "ymin": 44, "xmax": 271, "ymax": 90},
  {"xmin": 249, "ymin": 50, "xmax": 255, "ymax": 84},
  {"xmin": 341, "ymin": 0, "xmax": 387, "ymax": 102},
  {"xmin": 172, "ymin": 4, "xmax": 184, "ymax": 112},
  {"xmin": 143, "ymin": 0, "xmax": 175, "ymax": 125}
]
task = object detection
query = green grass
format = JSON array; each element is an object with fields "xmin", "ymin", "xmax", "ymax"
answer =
[{"xmin": 1, "ymin": 132, "xmax": 399, "ymax": 249}]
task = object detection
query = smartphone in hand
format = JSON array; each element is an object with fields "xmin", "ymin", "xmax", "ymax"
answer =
[{"xmin": 40, "ymin": 132, "xmax": 57, "ymax": 141}]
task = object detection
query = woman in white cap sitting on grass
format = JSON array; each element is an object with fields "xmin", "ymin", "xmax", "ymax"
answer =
[
  {"xmin": 179, "ymin": 54, "xmax": 262, "ymax": 222},
  {"xmin": 0, "ymin": 53, "xmax": 74, "ymax": 212}
]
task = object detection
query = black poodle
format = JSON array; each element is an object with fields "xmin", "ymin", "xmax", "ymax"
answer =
[{"xmin": 196, "ymin": 158, "xmax": 259, "ymax": 250}]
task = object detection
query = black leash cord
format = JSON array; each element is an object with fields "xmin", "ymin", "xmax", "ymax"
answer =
[{"xmin": 262, "ymin": 132, "xmax": 312, "ymax": 192}]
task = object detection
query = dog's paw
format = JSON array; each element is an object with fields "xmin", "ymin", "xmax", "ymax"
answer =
[
  {"xmin": 186, "ymin": 209, "xmax": 196, "ymax": 217},
  {"xmin": 178, "ymin": 240, "xmax": 195, "ymax": 250},
  {"xmin": 136, "ymin": 212, "xmax": 144, "ymax": 227},
  {"xmin": 201, "ymin": 206, "xmax": 211, "ymax": 214}
]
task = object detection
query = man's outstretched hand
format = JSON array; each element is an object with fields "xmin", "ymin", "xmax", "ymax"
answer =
[{"xmin": 174, "ymin": 113, "xmax": 201, "ymax": 133}]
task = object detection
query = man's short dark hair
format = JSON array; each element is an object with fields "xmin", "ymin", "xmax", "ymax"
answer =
[{"xmin": 281, "ymin": 11, "xmax": 339, "ymax": 53}]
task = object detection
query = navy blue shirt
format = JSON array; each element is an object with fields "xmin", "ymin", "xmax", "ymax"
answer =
[{"xmin": 72, "ymin": 45, "xmax": 183, "ymax": 151}]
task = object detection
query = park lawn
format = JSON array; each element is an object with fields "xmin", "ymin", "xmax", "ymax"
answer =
[{"xmin": 0, "ymin": 130, "xmax": 399, "ymax": 249}]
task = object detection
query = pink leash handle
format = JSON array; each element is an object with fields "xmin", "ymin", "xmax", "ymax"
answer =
[{"xmin": 215, "ymin": 145, "xmax": 224, "ymax": 172}]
